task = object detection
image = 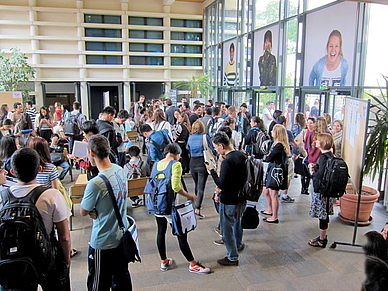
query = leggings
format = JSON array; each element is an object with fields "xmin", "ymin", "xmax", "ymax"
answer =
[
  {"xmin": 319, "ymin": 217, "xmax": 330, "ymax": 230},
  {"xmin": 156, "ymin": 216, "xmax": 194, "ymax": 262}
]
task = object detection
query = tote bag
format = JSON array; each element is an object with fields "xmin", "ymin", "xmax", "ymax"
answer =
[
  {"xmin": 203, "ymin": 134, "xmax": 216, "ymax": 169},
  {"xmin": 264, "ymin": 149, "xmax": 288, "ymax": 190},
  {"xmin": 171, "ymin": 201, "xmax": 197, "ymax": 236}
]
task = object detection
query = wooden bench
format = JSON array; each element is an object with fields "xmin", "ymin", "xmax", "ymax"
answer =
[{"xmin": 69, "ymin": 173, "xmax": 148, "ymax": 230}]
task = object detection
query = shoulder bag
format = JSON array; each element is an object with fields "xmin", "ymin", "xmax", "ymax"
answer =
[
  {"xmin": 100, "ymin": 174, "xmax": 141, "ymax": 263},
  {"xmin": 264, "ymin": 146, "xmax": 288, "ymax": 190},
  {"xmin": 202, "ymin": 134, "xmax": 216, "ymax": 169}
]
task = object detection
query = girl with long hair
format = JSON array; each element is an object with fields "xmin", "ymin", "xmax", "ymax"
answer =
[
  {"xmin": 29, "ymin": 137, "xmax": 60, "ymax": 189},
  {"xmin": 172, "ymin": 111, "xmax": 190, "ymax": 174},
  {"xmin": 0, "ymin": 104, "xmax": 9, "ymax": 127},
  {"xmin": 37, "ymin": 106, "xmax": 54, "ymax": 143},
  {"xmin": 153, "ymin": 109, "xmax": 173, "ymax": 140},
  {"xmin": 54, "ymin": 102, "xmax": 62, "ymax": 122},
  {"xmin": 0, "ymin": 136, "xmax": 18, "ymax": 177},
  {"xmin": 261, "ymin": 124, "xmax": 290, "ymax": 224}
]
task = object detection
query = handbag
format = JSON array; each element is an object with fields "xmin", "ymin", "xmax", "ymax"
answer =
[
  {"xmin": 264, "ymin": 149, "xmax": 288, "ymax": 190},
  {"xmin": 171, "ymin": 177, "xmax": 197, "ymax": 236},
  {"xmin": 203, "ymin": 134, "xmax": 216, "ymax": 170},
  {"xmin": 51, "ymin": 152, "xmax": 65, "ymax": 166},
  {"xmin": 294, "ymin": 156, "xmax": 309, "ymax": 176},
  {"xmin": 100, "ymin": 174, "xmax": 141, "ymax": 263}
]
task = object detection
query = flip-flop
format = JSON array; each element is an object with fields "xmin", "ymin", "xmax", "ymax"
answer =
[{"xmin": 70, "ymin": 248, "xmax": 79, "ymax": 258}]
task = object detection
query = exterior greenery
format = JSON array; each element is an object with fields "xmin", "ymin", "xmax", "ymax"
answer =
[
  {"xmin": 364, "ymin": 75, "xmax": 388, "ymax": 179},
  {"xmin": 175, "ymin": 74, "xmax": 213, "ymax": 100},
  {"xmin": 0, "ymin": 47, "xmax": 35, "ymax": 100}
]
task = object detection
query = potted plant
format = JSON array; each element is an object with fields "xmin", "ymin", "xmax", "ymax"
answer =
[{"xmin": 339, "ymin": 75, "xmax": 387, "ymax": 225}]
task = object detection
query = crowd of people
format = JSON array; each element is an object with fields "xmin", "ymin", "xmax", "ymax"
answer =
[{"xmin": 0, "ymin": 95, "xmax": 386, "ymax": 290}]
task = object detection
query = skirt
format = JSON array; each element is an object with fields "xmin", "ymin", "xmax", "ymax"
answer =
[{"xmin": 309, "ymin": 191, "xmax": 335, "ymax": 220}]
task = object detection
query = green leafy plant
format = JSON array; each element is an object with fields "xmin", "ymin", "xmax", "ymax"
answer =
[
  {"xmin": 364, "ymin": 75, "xmax": 388, "ymax": 180},
  {"xmin": 0, "ymin": 47, "xmax": 35, "ymax": 100},
  {"xmin": 174, "ymin": 74, "xmax": 213, "ymax": 100}
]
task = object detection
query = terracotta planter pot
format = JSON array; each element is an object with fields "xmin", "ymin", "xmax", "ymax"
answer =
[{"xmin": 340, "ymin": 184, "xmax": 380, "ymax": 222}]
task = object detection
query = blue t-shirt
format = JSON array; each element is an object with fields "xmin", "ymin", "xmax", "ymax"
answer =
[{"xmin": 81, "ymin": 164, "xmax": 129, "ymax": 250}]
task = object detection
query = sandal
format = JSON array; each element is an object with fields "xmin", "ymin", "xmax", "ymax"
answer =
[
  {"xmin": 308, "ymin": 236, "xmax": 327, "ymax": 248},
  {"xmin": 70, "ymin": 248, "xmax": 79, "ymax": 258}
]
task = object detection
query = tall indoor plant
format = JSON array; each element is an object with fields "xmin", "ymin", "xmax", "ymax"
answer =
[
  {"xmin": 175, "ymin": 74, "xmax": 213, "ymax": 101},
  {"xmin": 339, "ymin": 75, "xmax": 387, "ymax": 224}
]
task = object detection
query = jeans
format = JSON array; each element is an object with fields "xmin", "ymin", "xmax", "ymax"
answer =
[
  {"xmin": 219, "ymin": 201, "xmax": 247, "ymax": 261},
  {"xmin": 190, "ymin": 156, "xmax": 208, "ymax": 210},
  {"xmin": 87, "ymin": 245, "xmax": 132, "ymax": 291},
  {"xmin": 58, "ymin": 161, "xmax": 70, "ymax": 180}
]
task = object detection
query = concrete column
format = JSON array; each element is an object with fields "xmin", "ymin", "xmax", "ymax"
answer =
[
  {"xmin": 34, "ymin": 81, "xmax": 43, "ymax": 108},
  {"xmin": 76, "ymin": 0, "xmax": 83, "ymax": 9},
  {"xmin": 29, "ymin": 10, "xmax": 37, "ymax": 22},
  {"xmin": 80, "ymin": 81, "xmax": 89, "ymax": 119},
  {"xmin": 124, "ymin": 81, "xmax": 130, "ymax": 110}
]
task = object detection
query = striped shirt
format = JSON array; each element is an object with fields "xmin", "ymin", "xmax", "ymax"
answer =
[
  {"xmin": 36, "ymin": 163, "xmax": 59, "ymax": 188},
  {"xmin": 25, "ymin": 107, "xmax": 37, "ymax": 125}
]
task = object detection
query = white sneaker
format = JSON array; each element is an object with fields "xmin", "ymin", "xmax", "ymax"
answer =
[
  {"xmin": 189, "ymin": 261, "xmax": 210, "ymax": 274},
  {"xmin": 160, "ymin": 258, "xmax": 173, "ymax": 272}
]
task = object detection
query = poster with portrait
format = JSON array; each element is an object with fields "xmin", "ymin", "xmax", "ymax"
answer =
[
  {"xmin": 252, "ymin": 24, "xmax": 279, "ymax": 87},
  {"xmin": 303, "ymin": 1, "xmax": 357, "ymax": 87},
  {"xmin": 222, "ymin": 38, "xmax": 238, "ymax": 86}
]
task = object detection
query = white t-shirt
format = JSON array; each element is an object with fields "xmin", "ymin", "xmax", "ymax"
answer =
[
  {"xmin": 321, "ymin": 63, "xmax": 341, "ymax": 87},
  {"xmin": 4, "ymin": 184, "xmax": 70, "ymax": 235},
  {"xmin": 262, "ymin": 107, "xmax": 273, "ymax": 129}
]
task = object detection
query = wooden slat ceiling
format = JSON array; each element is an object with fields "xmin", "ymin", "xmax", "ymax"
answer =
[
  {"xmin": 172, "ymin": 0, "xmax": 388, "ymax": 5},
  {"xmin": 175, "ymin": 0, "xmax": 205, "ymax": 2}
]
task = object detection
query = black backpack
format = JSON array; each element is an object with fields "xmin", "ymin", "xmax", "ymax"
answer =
[
  {"xmin": 0, "ymin": 186, "xmax": 56, "ymax": 289},
  {"xmin": 238, "ymin": 154, "xmax": 264, "ymax": 202},
  {"xmin": 64, "ymin": 112, "xmax": 81, "ymax": 136},
  {"xmin": 319, "ymin": 157, "xmax": 349, "ymax": 198},
  {"xmin": 252, "ymin": 129, "xmax": 271, "ymax": 156}
]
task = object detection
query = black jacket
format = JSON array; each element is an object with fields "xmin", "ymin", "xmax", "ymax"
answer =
[
  {"xmin": 237, "ymin": 111, "xmax": 251, "ymax": 135},
  {"xmin": 313, "ymin": 151, "xmax": 333, "ymax": 193},
  {"xmin": 97, "ymin": 119, "xmax": 119, "ymax": 155}
]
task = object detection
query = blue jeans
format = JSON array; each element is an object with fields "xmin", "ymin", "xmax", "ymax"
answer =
[
  {"xmin": 58, "ymin": 161, "xmax": 70, "ymax": 180},
  {"xmin": 219, "ymin": 201, "xmax": 247, "ymax": 261}
]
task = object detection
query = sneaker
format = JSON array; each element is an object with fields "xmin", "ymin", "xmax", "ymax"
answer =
[
  {"xmin": 195, "ymin": 212, "xmax": 205, "ymax": 219},
  {"xmin": 216, "ymin": 256, "xmax": 238, "ymax": 266},
  {"xmin": 214, "ymin": 228, "xmax": 222, "ymax": 237},
  {"xmin": 333, "ymin": 200, "xmax": 340, "ymax": 206},
  {"xmin": 281, "ymin": 196, "xmax": 295, "ymax": 203},
  {"xmin": 132, "ymin": 198, "xmax": 143, "ymax": 208},
  {"xmin": 160, "ymin": 258, "xmax": 174, "ymax": 272},
  {"xmin": 189, "ymin": 261, "xmax": 210, "ymax": 274},
  {"xmin": 238, "ymin": 243, "xmax": 245, "ymax": 252},
  {"xmin": 214, "ymin": 239, "xmax": 224, "ymax": 246}
]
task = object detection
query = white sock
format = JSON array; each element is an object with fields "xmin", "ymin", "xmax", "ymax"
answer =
[{"xmin": 282, "ymin": 194, "xmax": 288, "ymax": 199}]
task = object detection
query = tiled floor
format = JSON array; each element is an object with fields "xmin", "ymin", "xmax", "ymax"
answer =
[{"xmin": 64, "ymin": 169, "xmax": 388, "ymax": 291}]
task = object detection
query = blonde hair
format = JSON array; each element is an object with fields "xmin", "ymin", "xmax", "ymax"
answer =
[
  {"xmin": 272, "ymin": 124, "xmax": 290, "ymax": 156},
  {"xmin": 317, "ymin": 133, "xmax": 334, "ymax": 150},
  {"xmin": 191, "ymin": 119, "xmax": 205, "ymax": 134},
  {"xmin": 314, "ymin": 116, "xmax": 330, "ymax": 145}
]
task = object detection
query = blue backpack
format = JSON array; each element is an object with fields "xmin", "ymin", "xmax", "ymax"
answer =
[{"xmin": 144, "ymin": 160, "xmax": 177, "ymax": 215}]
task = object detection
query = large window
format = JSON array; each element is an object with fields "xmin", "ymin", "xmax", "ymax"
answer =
[
  {"xmin": 129, "ymin": 16, "xmax": 163, "ymax": 26},
  {"xmin": 85, "ymin": 28, "xmax": 122, "ymax": 38},
  {"xmin": 85, "ymin": 42, "xmax": 122, "ymax": 51},
  {"xmin": 129, "ymin": 43, "xmax": 163, "ymax": 53},
  {"xmin": 130, "ymin": 56, "xmax": 164, "ymax": 65},
  {"xmin": 84, "ymin": 14, "xmax": 121, "ymax": 24},
  {"xmin": 171, "ymin": 57, "xmax": 202, "ymax": 66},
  {"xmin": 171, "ymin": 19, "xmax": 202, "ymax": 28},
  {"xmin": 86, "ymin": 55, "xmax": 122, "ymax": 64},
  {"xmin": 171, "ymin": 32, "xmax": 202, "ymax": 41},
  {"xmin": 171, "ymin": 44, "xmax": 202, "ymax": 54},
  {"xmin": 129, "ymin": 30, "xmax": 163, "ymax": 39}
]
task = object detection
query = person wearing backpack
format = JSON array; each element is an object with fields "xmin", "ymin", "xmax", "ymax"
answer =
[
  {"xmin": 205, "ymin": 132, "xmax": 247, "ymax": 266},
  {"xmin": 65, "ymin": 101, "xmax": 86, "ymax": 154},
  {"xmin": 145, "ymin": 143, "xmax": 210, "ymax": 274},
  {"xmin": 0, "ymin": 147, "xmax": 71, "ymax": 290},
  {"xmin": 187, "ymin": 120, "xmax": 217, "ymax": 219},
  {"xmin": 308, "ymin": 133, "xmax": 336, "ymax": 248},
  {"xmin": 80, "ymin": 135, "xmax": 132, "ymax": 290},
  {"xmin": 124, "ymin": 146, "xmax": 150, "ymax": 207},
  {"xmin": 140, "ymin": 124, "xmax": 170, "ymax": 167},
  {"xmin": 243, "ymin": 116, "xmax": 270, "ymax": 159}
]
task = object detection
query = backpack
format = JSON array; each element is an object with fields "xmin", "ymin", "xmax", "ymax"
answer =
[
  {"xmin": 149, "ymin": 130, "xmax": 171, "ymax": 155},
  {"xmin": 238, "ymin": 154, "xmax": 264, "ymax": 202},
  {"xmin": 0, "ymin": 186, "xmax": 56, "ymax": 289},
  {"xmin": 241, "ymin": 204, "xmax": 260, "ymax": 229},
  {"xmin": 144, "ymin": 160, "xmax": 176, "ymax": 215},
  {"xmin": 319, "ymin": 156, "xmax": 349, "ymax": 198},
  {"xmin": 252, "ymin": 129, "xmax": 271, "ymax": 156},
  {"xmin": 64, "ymin": 112, "xmax": 81, "ymax": 136},
  {"xmin": 125, "ymin": 160, "xmax": 145, "ymax": 180},
  {"xmin": 203, "ymin": 117, "xmax": 214, "ymax": 136},
  {"xmin": 209, "ymin": 117, "xmax": 223, "ymax": 137}
]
